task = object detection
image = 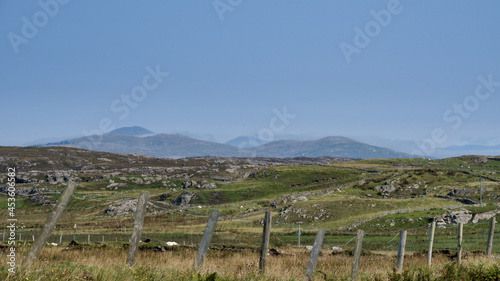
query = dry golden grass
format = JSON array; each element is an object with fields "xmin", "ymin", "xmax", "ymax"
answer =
[{"xmin": 1, "ymin": 245, "xmax": 498, "ymax": 280}]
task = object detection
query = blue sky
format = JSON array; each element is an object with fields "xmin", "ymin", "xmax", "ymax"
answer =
[{"xmin": 1, "ymin": 1, "xmax": 499, "ymax": 156}]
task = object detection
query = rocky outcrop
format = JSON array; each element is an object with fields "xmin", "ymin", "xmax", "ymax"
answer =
[
  {"xmin": 172, "ymin": 191, "xmax": 197, "ymax": 206},
  {"xmin": 104, "ymin": 199, "xmax": 157, "ymax": 216},
  {"xmin": 30, "ymin": 194, "xmax": 54, "ymax": 206},
  {"xmin": 159, "ymin": 193, "xmax": 170, "ymax": 201},
  {"xmin": 435, "ymin": 210, "xmax": 473, "ymax": 226},
  {"xmin": 375, "ymin": 181, "xmax": 397, "ymax": 195},
  {"xmin": 273, "ymin": 195, "xmax": 308, "ymax": 207},
  {"xmin": 447, "ymin": 188, "xmax": 477, "ymax": 197},
  {"xmin": 198, "ymin": 183, "xmax": 217, "ymax": 190},
  {"xmin": 45, "ymin": 171, "xmax": 76, "ymax": 184},
  {"xmin": 434, "ymin": 195, "xmax": 479, "ymax": 205},
  {"xmin": 181, "ymin": 180, "xmax": 198, "ymax": 189},
  {"xmin": 471, "ymin": 210, "xmax": 500, "ymax": 223}
]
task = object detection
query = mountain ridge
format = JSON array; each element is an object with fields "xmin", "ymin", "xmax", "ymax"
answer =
[
  {"xmin": 105, "ymin": 126, "xmax": 154, "ymax": 136},
  {"xmin": 37, "ymin": 128, "xmax": 411, "ymax": 159}
]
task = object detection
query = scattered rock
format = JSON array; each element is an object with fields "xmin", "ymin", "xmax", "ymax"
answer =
[
  {"xmin": 375, "ymin": 181, "xmax": 398, "ymax": 195},
  {"xmin": 159, "ymin": 193, "xmax": 170, "ymax": 201},
  {"xmin": 448, "ymin": 188, "xmax": 477, "ymax": 197},
  {"xmin": 293, "ymin": 196, "xmax": 308, "ymax": 202},
  {"xmin": 104, "ymin": 199, "xmax": 157, "ymax": 216},
  {"xmin": 435, "ymin": 209, "xmax": 473, "ymax": 225},
  {"xmin": 434, "ymin": 195, "xmax": 479, "ymax": 205},
  {"xmin": 472, "ymin": 210, "xmax": 500, "ymax": 223},
  {"xmin": 181, "ymin": 181, "xmax": 198, "ymax": 189},
  {"xmin": 198, "ymin": 183, "xmax": 217, "ymax": 190},
  {"xmin": 30, "ymin": 194, "xmax": 54, "ymax": 206},
  {"xmin": 172, "ymin": 191, "xmax": 197, "ymax": 206}
]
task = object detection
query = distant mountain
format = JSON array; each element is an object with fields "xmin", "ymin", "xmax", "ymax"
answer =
[
  {"xmin": 440, "ymin": 144, "xmax": 500, "ymax": 152},
  {"xmin": 39, "ymin": 132, "xmax": 411, "ymax": 159},
  {"xmin": 41, "ymin": 134, "xmax": 240, "ymax": 158},
  {"xmin": 252, "ymin": 136, "xmax": 411, "ymax": 159},
  {"xmin": 105, "ymin": 126, "xmax": 154, "ymax": 136},
  {"xmin": 434, "ymin": 144, "xmax": 500, "ymax": 158},
  {"xmin": 225, "ymin": 136, "xmax": 269, "ymax": 149}
]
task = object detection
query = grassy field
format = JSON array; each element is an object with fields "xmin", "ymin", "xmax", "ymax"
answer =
[
  {"xmin": 1, "ymin": 149, "xmax": 500, "ymax": 280},
  {"xmin": 1, "ymin": 244, "xmax": 499, "ymax": 280}
]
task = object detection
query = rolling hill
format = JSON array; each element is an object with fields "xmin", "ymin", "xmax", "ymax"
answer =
[{"xmin": 37, "ymin": 127, "xmax": 411, "ymax": 159}]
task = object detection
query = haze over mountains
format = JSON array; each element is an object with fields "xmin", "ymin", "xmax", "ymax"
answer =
[{"xmin": 37, "ymin": 126, "xmax": 410, "ymax": 159}]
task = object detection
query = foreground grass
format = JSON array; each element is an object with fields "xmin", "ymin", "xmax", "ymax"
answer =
[{"xmin": 1, "ymin": 246, "xmax": 499, "ymax": 280}]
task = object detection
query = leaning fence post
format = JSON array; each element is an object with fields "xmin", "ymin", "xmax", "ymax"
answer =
[
  {"xmin": 59, "ymin": 234, "xmax": 62, "ymax": 244},
  {"xmin": 22, "ymin": 182, "xmax": 77, "ymax": 267},
  {"xmin": 259, "ymin": 211, "xmax": 272, "ymax": 273},
  {"xmin": 457, "ymin": 223, "xmax": 463, "ymax": 265},
  {"xmin": 427, "ymin": 219, "xmax": 436, "ymax": 266},
  {"xmin": 126, "ymin": 191, "xmax": 149, "ymax": 266},
  {"xmin": 486, "ymin": 216, "xmax": 496, "ymax": 256},
  {"xmin": 396, "ymin": 230, "xmax": 407, "ymax": 273},
  {"xmin": 351, "ymin": 229, "xmax": 364, "ymax": 281},
  {"xmin": 194, "ymin": 209, "xmax": 220, "ymax": 271},
  {"xmin": 304, "ymin": 228, "xmax": 326, "ymax": 281}
]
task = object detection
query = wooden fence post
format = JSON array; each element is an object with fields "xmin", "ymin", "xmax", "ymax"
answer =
[
  {"xmin": 351, "ymin": 229, "xmax": 364, "ymax": 281},
  {"xmin": 194, "ymin": 209, "xmax": 220, "ymax": 270},
  {"xmin": 22, "ymin": 182, "xmax": 77, "ymax": 267},
  {"xmin": 126, "ymin": 191, "xmax": 149, "ymax": 266},
  {"xmin": 427, "ymin": 219, "xmax": 436, "ymax": 266},
  {"xmin": 259, "ymin": 211, "xmax": 272, "ymax": 273},
  {"xmin": 486, "ymin": 216, "xmax": 496, "ymax": 256},
  {"xmin": 457, "ymin": 223, "xmax": 463, "ymax": 266},
  {"xmin": 396, "ymin": 230, "xmax": 407, "ymax": 273},
  {"xmin": 303, "ymin": 228, "xmax": 325, "ymax": 281}
]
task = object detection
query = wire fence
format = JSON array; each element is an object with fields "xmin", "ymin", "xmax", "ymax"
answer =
[{"xmin": 4, "ymin": 212, "xmax": 498, "ymax": 257}]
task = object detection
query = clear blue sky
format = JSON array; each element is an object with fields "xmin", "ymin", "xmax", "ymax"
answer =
[{"xmin": 1, "ymin": 1, "xmax": 499, "ymax": 156}]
